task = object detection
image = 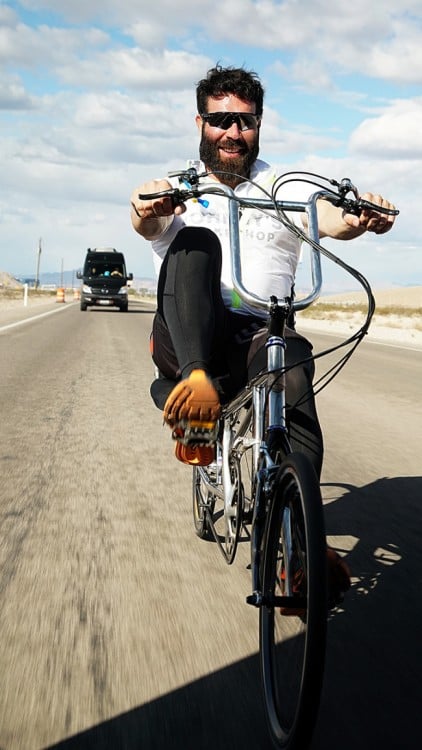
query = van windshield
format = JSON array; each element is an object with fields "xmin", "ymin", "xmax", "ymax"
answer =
[{"xmin": 85, "ymin": 262, "xmax": 125, "ymax": 278}]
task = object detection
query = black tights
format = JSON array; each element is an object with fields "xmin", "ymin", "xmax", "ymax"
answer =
[
  {"xmin": 156, "ymin": 226, "xmax": 225, "ymax": 379},
  {"xmin": 153, "ymin": 226, "xmax": 324, "ymax": 477}
]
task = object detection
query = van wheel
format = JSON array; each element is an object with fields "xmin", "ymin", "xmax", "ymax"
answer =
[
  {"xmin": 80, "ymin": 301, "xmax": 87, "ymax": 311},
  {"xmin": 120, "ymin": 303, "xmax": 128, "ymax": 312}
]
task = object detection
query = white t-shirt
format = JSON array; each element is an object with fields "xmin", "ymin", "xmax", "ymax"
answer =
[{"xmin": 151, "ymin": 159, "xmax": 307, "ymax": 316}]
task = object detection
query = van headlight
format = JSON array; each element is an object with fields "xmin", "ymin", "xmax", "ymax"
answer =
[
  {"xmin": 82, "ymin": 284, "xmax": 92, "ymax": 293},
  {"xmin": 118, "ymin": 286, "xmax": 128, "ymax": 295}
]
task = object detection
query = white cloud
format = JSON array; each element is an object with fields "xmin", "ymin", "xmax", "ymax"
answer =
[
  {"xmin": 0, "ymin": 15, "xmax": 109, "ymax": 69},
  {"xmin": 260, "ymin": 107, "xmax": 343, "ymax": 158},
  {"xmin": 127, "ymin": 21, "xmax": 169, "ymax": 50},
  {"xmin": 0, "ymin": 77, "xmax": 36, "ymax": 109},
  {"xmin": 56, "ymin": 48, "xmax": 212, "ymax": 92},
  {"xmin": 350, "ymin": 99, "xmax": 422, "ymax": 159},
  {"xmin": 364, "ymin": 18, "xmax": 422, "ymax": 84}
]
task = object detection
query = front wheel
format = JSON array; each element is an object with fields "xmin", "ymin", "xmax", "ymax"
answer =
[{"xmin": 260, "ymin": 452, "xmax": 327, "ymax": 750}]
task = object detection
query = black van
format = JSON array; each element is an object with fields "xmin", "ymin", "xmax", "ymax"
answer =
[{"xmin": 77, "ymin": 247, "xmax": 133, "ymax": 312}]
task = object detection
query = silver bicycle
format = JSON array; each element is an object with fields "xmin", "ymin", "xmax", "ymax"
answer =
[{"xmin": 140, "ymin": 169, "xmax": 398, "ymax": 750}]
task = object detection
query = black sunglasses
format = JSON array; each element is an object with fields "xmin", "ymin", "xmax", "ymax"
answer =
[{"xmin": 200, "ymin": 112, "xmax": 261, "ymax": 132}]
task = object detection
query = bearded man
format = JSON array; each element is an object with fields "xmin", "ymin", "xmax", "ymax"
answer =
[{"xmin": 130, "ymin": 64, "xmax": 395, "ymax": 475}]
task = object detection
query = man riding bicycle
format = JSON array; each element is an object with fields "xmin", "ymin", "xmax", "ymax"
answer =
[{"xmin": 130, "ymin": 64, "xmax": 396, "ymax": 479}]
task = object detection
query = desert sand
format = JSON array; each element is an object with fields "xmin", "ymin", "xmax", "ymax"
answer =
[{"xmin": 297, "ymin": 286, "xmax": 422, "ymax": 348}]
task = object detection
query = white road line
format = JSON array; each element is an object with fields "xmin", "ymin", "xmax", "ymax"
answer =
[{"xmin": 0, "ymin": 304, "xmax": 72, "ymax": 333}]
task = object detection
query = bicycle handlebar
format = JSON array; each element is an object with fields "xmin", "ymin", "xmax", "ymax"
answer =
[{"xmin": 138, "ymin": 168, "xmax": 399, "ymax": 314}]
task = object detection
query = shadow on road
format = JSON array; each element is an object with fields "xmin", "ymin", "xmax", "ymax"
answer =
[
  {"xmin": 46, "ymin": 475, "xmax": 422, "ymax": 750},
  {"xmin": 315, "ymin": 474, "xmax": 422, "ymax": 750},
  {"xmin": 46, "ymin": 655, "xmax": 267, "ymax": 750}
]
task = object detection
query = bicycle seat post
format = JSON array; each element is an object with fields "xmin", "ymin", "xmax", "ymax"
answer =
[{"xmin": 266, "ymin": 297, "xmax": 289, "ymax": 435}]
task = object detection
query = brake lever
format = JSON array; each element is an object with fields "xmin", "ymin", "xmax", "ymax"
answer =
[
  {"xmin": 341, "ymin": 197, "xmax": 399, "ymax": 217},
  {"xmin": 138, "ymin": 187, "xmax": 187, "ymax": 208}
]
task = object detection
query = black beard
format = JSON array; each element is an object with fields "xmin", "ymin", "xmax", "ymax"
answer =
[{"xmin": 199, "ymin": 131, "xmax": 259, "ymax": 187}]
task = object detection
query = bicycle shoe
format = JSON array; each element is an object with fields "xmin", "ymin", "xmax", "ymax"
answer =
[
  {"xmin": 279, "ymin": 548, "xmax": 351, "ymax": 617},
  {"xmin": 279, "ymin": 566, "xmax": 307, "ymax": 617},
  {"xmin": 174, "ymin": 442, "xmax": 216, "ymax": 466},
  {"xmin": 163, "ymin": 369, "xmax": 221, "ymax": 466}
]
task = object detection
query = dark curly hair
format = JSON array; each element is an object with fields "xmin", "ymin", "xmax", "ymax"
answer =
[{"xmin": 196, "ymin": 65, "xmax": 264, "ymax": 116}]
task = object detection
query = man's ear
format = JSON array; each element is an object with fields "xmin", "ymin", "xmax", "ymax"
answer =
[{"xmin": 195, "ymin": 114, "xmax": 203, "ymax": 133}]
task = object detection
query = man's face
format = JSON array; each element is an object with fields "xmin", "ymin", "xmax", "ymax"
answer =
[{"xmin": 196, "ymin": 94, "xmax": 260, "ymax": 187}]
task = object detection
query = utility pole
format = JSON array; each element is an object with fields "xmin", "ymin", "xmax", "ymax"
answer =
[{"xmin": 35, "ymin": 237, "xmax": 42, "ymax": 288}]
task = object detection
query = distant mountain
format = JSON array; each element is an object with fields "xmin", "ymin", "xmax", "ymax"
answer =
[
  {"xmin": 0, "ymin": 271, "xmax": 22, "ymax": 288},
  {"xmin": 13, "ymin": 271, "xmax": 76, "ymax": 287},
  {"xmin": 9, "ymin": 270, "xmax": 156, "ymax": 291}
]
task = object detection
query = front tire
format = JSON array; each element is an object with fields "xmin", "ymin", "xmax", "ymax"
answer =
[{"xmin": 260, "ymin": 452, "xmax": 327, "ymax": 749}]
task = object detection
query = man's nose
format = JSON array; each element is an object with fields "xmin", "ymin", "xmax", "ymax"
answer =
[{"xmin": 225, "ymin": 121, "xmax": 242, "ymax": 136}]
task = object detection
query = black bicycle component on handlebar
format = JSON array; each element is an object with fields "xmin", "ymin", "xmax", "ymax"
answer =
[
  {"xmin": 138, "ymin": 186, "xmax": 194, "ymax": 209},
  {"xmin": 327, "ymin": 194, "xmax": 400, "ymax": 217},
  {"xmin": 168, "ymin": 167, "xmax": 203, "ymax": 185},
  {"xmin": 139, "ymin": 166, "xmax": 208, "ymax": 208},
  {"xmin": 323, "ymin": 177, "xmax": 399, "ymax": 217}
]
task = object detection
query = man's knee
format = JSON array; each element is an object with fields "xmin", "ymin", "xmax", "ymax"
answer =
[{"xmin": 170, "ymin": 226, "xmax": 221, "ymax": 257}]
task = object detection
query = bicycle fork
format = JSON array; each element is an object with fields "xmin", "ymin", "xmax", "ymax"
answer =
[{"xmin": 247, "ymin": 315, "xmax": 291, "ymax": 608}]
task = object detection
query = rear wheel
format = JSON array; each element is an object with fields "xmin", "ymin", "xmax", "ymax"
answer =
[
  {"xmin": 222, "ymin": 458, "xmax": 243, "ymax": 564},
  {"xmin": 192, "ymin": 466, "xmax": 215, "ymax": 540},
  {"xmin": 260, "ymin": 452, "xmax": 327, "ymax": 749},
  {"xmin": 192, "ymin": 456, "xmax": 243, "ymax": 564}
]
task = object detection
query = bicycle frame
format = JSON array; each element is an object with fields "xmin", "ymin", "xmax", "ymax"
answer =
[{"xmin": 194, "ymin": 186, "xmax": 326, "ymax": 587}]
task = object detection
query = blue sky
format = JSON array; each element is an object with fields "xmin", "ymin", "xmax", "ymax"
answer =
[{"xmin": 1, "ymin": 1, "xmax": 421, "ymax": 291}]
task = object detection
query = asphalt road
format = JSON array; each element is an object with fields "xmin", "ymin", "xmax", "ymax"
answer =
[{"xmin": 0, "ymin": 300, "xmax": 421, "ymax": 750}]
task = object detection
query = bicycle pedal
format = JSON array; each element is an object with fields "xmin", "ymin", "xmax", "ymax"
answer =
[{"xmin": 172, "ymin": 419, "xmax": 218, "ymax": 446}]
